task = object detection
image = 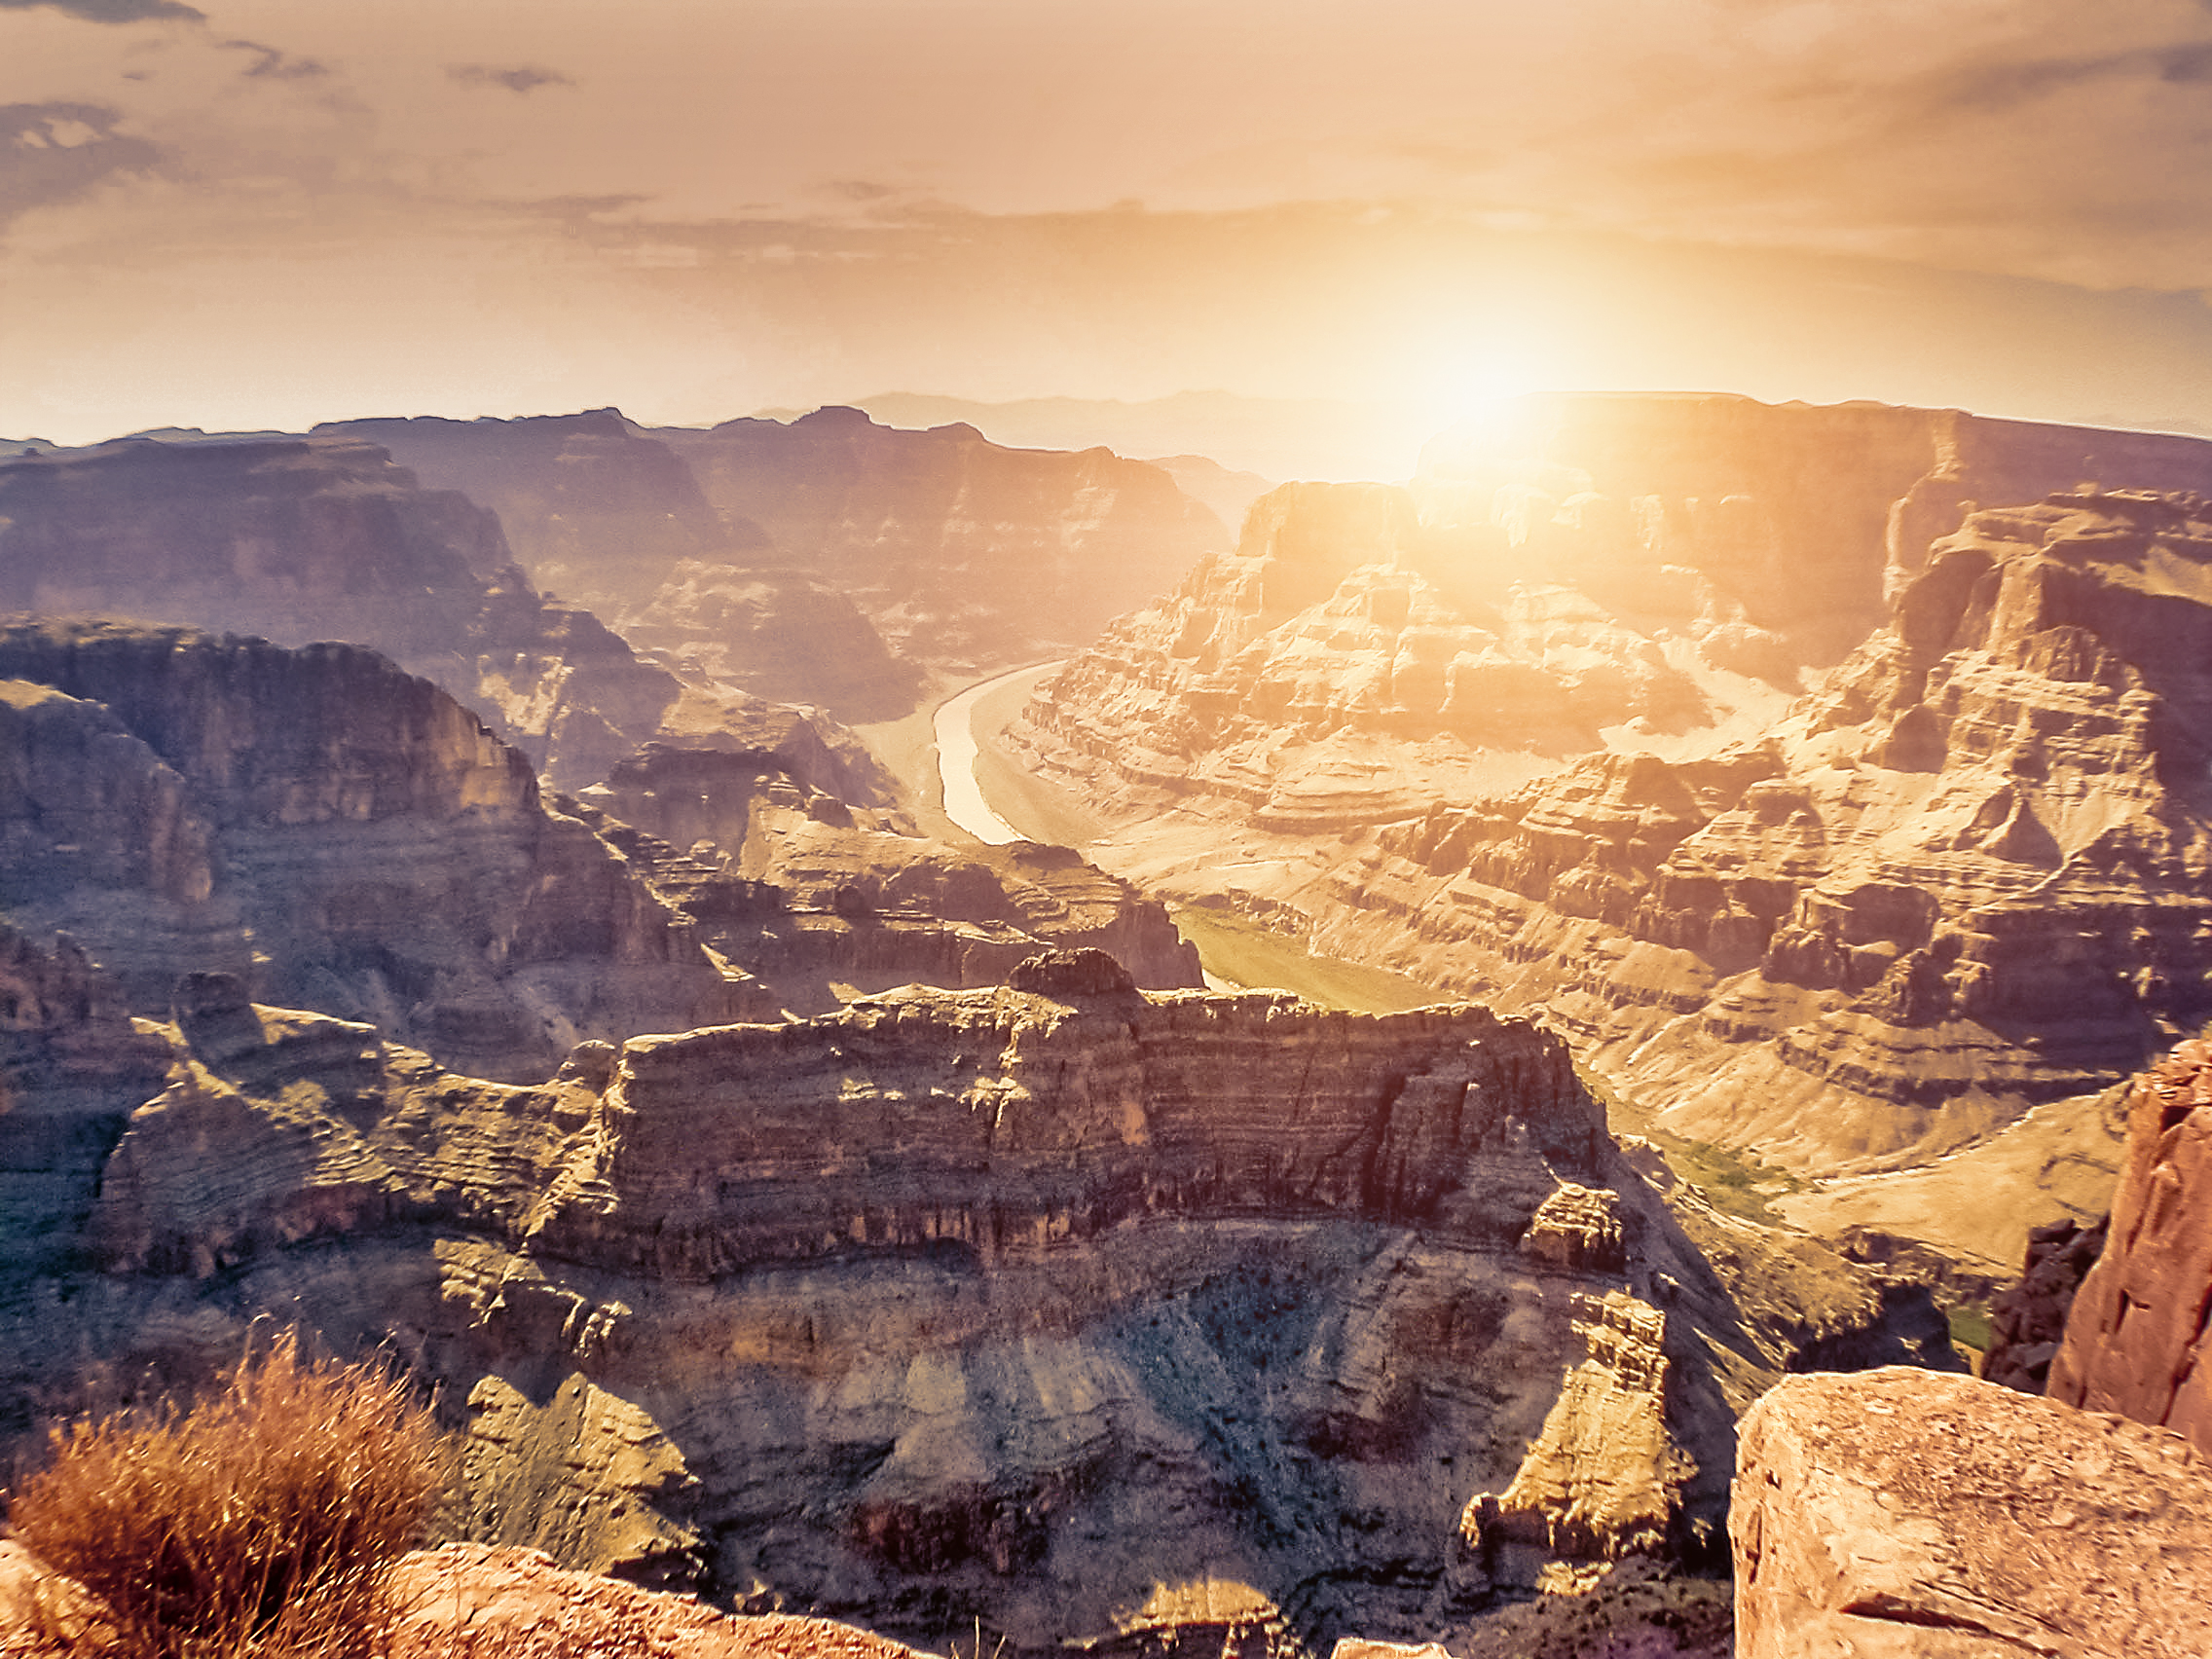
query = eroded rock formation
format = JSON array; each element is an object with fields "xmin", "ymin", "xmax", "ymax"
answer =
[
  {"xmin": 2047, "ymin": 1037, "xmax": 2212, "ymax": 1445},
  {"xmin": 0, "ymin": 953, "xmax": 1949, "ymax": 1654},
  {"xmin": 572, "ymin": 749, "xmax": 1201, "ymax": 1007},
  {"xmin": 1732, "ymin": 1367, "xmax": 2212, "ymax": 1657},
  {"xmin": 0, "ymin": 621, "xmax": 749, "ymax": 1081},
  {"xmin": 0, "ymin": 433, "xmax": 681, "ymax": 788},
  {"xmin": 1013, "ymin": 400, "xmax": 2212, "ymax": 1182}
]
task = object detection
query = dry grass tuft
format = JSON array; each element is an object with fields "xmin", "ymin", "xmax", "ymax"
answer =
[{"xmin": 6, "ymin": 1328, "xmax": 449, "ymax": 1658}]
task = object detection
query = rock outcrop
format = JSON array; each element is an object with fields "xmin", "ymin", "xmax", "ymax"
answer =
[
  {"xmin": 0, "ymin": 620, "xmax": 749, "ymax": 1081},
  {"xmin": 1732, "ymin": 1367, "xmax": 2212, "ymax": 1657},
  {"xmin": 318, "ymin": 409, "xmax": 732, "ymax": 596},
  {"xmin": 0, "ymin": 432, "xmax": 682, "ymax": 788},
  {"xmin": 1013, "ymin": 400, "xmax": 2212, "ymax": 1182},
  {"xmin": 1981, "ymin": 1213, "xmax": 2107, "ymax": 1393},
  {"xmin": 2047, "ymin": 1037, "xmax": 2212, "ymax": 1445},
  {"xmin": 0, "ymin": 961, "xmax": 1950, "ymax": 1655},
  {"xmin": 572, "ymin": 750, "xmax": 1202, "ymax": 1009}
]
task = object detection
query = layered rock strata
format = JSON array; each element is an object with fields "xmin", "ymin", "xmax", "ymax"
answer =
[
  {"xmin": 2047, "ymin": 1037, "xmax": 2212, "ymax": 1445},
  {"xmin": 0, "ymin": 621, "xmax": 749, "ymax": 1081},
  {"xmin": 1015, "ymin": 419, "xmax": 2212, "ymax": 1175},
  {"xmin": 1, "ymin": 954, "xmax": 1950, "ymax": 1654},
  {"xmin": 573, "ymin": 748, "xmax": 1201, "ymax": 1008},
  {"xmin": 0, "ymin": 433, "xmax": 681, "ymax": 788},
  {"xmin": 1731, "ymin": 1367, "xmax": 2212, "ymax": 1658}
]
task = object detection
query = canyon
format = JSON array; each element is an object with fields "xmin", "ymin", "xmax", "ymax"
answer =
[
  {"xmin": 0, "ymin": 926, "xmax": 1946, "ymax": 1654},
  {"xmin": 1008, "ymin": 393, "xmax": 2212, "ymax": 1269},
  {"xmin": 10, "ymin": 390, "xmax": 2212, "ymax": 1656}
]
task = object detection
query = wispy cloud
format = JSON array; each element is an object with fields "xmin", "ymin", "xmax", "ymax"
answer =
[
  {"xmin": 447, "ymin": 63, "xmax": 573, "ymax": 95},
  {"xmin": 0, "ymin": 0, "xmax": 202, "ymax": 20},
  {"xmin": 218, "ymin": 39, "xmax": 329, "ymax": 80},
  {"xmin": 0, "ymin": 101, "xmax": 162, "ymax": 226}
]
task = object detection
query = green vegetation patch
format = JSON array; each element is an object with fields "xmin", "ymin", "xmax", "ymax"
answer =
[
  {"xmin": 1170, "ymin": 903, "xmax": 1449, "ymax": 1015},
  {"xmin": 1592, "ymin": 1070, "xmax": 1807, "ymax": 1226}
]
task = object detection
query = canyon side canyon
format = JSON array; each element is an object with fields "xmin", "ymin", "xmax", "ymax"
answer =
[{"xmin": 4, "ymin": 392, "xmax": 2212, "ymax": 1658}]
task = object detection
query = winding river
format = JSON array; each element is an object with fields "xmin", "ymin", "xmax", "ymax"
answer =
[{"xmin": 931, "ymin": 660, "xmax": 1063, "ymax": 844}]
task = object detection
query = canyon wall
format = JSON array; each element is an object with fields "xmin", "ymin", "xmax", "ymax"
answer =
[
  {"xmin": 654, "ymin": 408, "xmax": 1228, "ymax": 680},
  {"xmin": 319, "ymin": 406, "xmax": 1231, "ymax": 719},
  {"xmin": 0, "ymin": 433, "xmax": 681, "ymax": 788},
  {"xmin": 0, "ymin": 620, "xmax": 748, "ymax": 1081},
  {"xmin": 0, "ymin": 948, "xmax": 1950, "ymax": 1655},
  {"xmin": 1013, "ymin": 397, "xmax": 2212, "ymax": 1186}
]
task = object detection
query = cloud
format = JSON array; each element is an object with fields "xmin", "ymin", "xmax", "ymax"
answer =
[
  {"xmin": 447, "ymin": 63, "xmax": 574, "ymax": 95},
  {"xmin": 0, "ymin": 102, "xmax": 162, "ymax": 226},
  {"xmin": 217, "ymin": 39, "xmax": 329, "ymax": 80},
  {"xmin": 0, "ymin": 0, "xmax": 202, "ymax": 20}
]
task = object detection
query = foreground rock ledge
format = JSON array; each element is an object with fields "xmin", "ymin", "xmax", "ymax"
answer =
[
  {"xmin": 1731, "ymin": 1368, "xmax": 2212, "ymax": 1658},
  {"xmin": 0, "ymin": 1540, "xmax": 924, "ymax": 1659}
]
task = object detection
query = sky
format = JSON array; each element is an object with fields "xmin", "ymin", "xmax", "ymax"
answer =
[{"xmin": 9, "ymin": 0, "xmax": 2212, "ymax": 472}]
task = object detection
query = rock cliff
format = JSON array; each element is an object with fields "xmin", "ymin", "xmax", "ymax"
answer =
[
  {"xmin": 0, "ymin": 620, "xmax": 748, "ymax": 1081},
  {"xmin": 0, "ymin": 432, "xmax": 682, "ymax": 788},
  {"xmin": 2047, "ymin": 1036, "xmax": 2212, "ymax": 1445},
  {"xmin": 0, "ymin": 955, "xmax": 1949, "ymax": 1655},
  {"xmin": 1012, "ymin": 399, "xmax": 2212, "ymax": 1187},
  {"xmin": 1731, "ymin": 1367, "xmax": 2212, "ymax": 1658}
]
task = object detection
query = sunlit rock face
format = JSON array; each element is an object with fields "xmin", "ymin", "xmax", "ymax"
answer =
[
  {"xmin": 0, "ymin": 621, "xmax": 747, "ymax": 1081},
  {"xmin": 1014, "ymin": 397, "xmax": 2212, "ymax": 1178},
  {"xmin": 0, "ymin": 961, "xmax": 1950, "ymax": 1655},
  {"xmin": 1732, "ymin": 1368, "xmax": 2212, "ymax": 1658},
  {"xmin": 2047, "ymin": 1037, "xmax": 2212, "ymax": 1445},
  {"xmin": 0, "ymin": 434, "xmax": 681, "ymax": 790}
]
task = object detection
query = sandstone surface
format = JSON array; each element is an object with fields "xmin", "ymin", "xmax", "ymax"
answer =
[
  {"xmin": 0, "ymin": 432, "xmax": 689, "ymax": 789},
  {"xmin": 1732, "ymin": 1367, "xmax": 2212, "ymax": 1658},
  {"xmin": 1012, "ymin": 398, "xmax": 2212, "ymax": 1193},
  {"xmin": 2048, "ymin": 1037, "xmax": 2212, "ymax": 1445},
  {"xmin": 316, "ymin": 405, "xmax": 1230, "ymax": 719},
  {"xmin": 0, "ymin": 953, "xmax": 1949, "ymax": 1655},
  {"xmin": 0, "ymin": 1539, "xmax": 926, "ymax": 1659},
  {"xmin": 0, "ymin": 620, "xmax": 749, "ymax": 1081}
]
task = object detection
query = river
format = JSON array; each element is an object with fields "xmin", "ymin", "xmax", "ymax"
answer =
[{"xmin": 931, "ymin": 660, "xmax": 1063, "ymax": 844}]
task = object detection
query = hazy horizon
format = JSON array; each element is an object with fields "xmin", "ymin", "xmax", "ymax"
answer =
[{"xmin": 10, "ymin": 0, "xmax": 2212, "ymax": 472}]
